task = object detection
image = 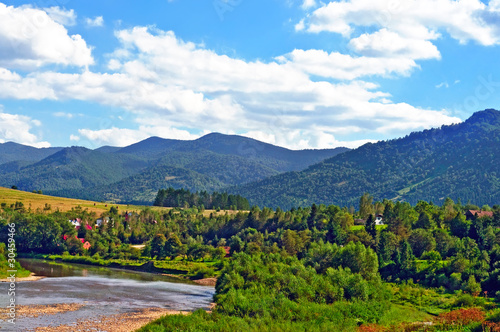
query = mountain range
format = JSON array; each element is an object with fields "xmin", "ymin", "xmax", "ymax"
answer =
[
  {"xmin": 1, "ymin": 109, "xmax": 499, "ymax": 209},
  {"xmin": 232, "ymin": 109, "xmax": 500, "ymax": 209},
  {"xmin": 0, "ymin": 133, "xmax": 348, "ymax": 204}
]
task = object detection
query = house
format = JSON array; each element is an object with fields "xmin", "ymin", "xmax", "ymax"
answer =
[
  {"xmin": 465, "ymin": 210, "xmax": 494, "ymax": 221},
  {"xmin": 95, "ymin": 217, "xmax": 110, "ymax": 227},
  {"xmin": 223, "ymin": 246, "xmax": 231, "ymax": 258},
  {"xmin": 375, "ymin": 214, "xmax": 384, "ymax": 225},
  {"xmin": 354, "ymin": 218, "xmax": 366, "ymax": 225},
  {"xmin": 69, "ymin": 218, "xmax": 81, "ymax": 229},
  {"xmin": 62, "ymin": 235, "xmax": 90, "ymax": 249},
  {"xmin": 357, "ymin": 214, "xmax": 384, "ymax": 226}
]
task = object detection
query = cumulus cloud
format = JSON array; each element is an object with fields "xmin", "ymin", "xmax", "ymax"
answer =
[
  {"xmin": 299, "ymin": 0, "xmax": 500, "ymax": 71},
  {"xmin": 303, "ymin": 0, "xmax": 499, "ymax": 44},
  {"xmin": 78, "ymin": 125, "xmax": 199, "ymax": 147},
  {"xmin": 43, "ymin": 7, "xmax": 76, "ymax": 26},
  {"xmin": 0, "ymin": 24, "xmax": 461, "ymax": 149},
  {"xmin": 348, "ymin": 28, "xmax": 441, "ymax": 60},
  {"xmin": 0, "ymin": 3, "xmax": 93, "ymax": 69},
  {"xmin": 0, "ymin": 109, "xmax": 49, "ymax": 147},
  {"xmin": 276, "ymin": 49, "xmax": 419, "ymax": 79},
  {"xmin": 301, "ymin": 0, "xmax": 317, "ymax": 10},
  {"xmin": 85, "ymin": 16, "xmax": 104, "ymax": 27}
]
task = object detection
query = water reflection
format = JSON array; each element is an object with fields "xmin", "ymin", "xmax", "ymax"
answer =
[
  {"xmin": 19, "ymin": 258, "xmax": 192, "ymax": 283},
  {"xmin": 0, "ymin": 259, "xmax": 215, "ymax": 331}
]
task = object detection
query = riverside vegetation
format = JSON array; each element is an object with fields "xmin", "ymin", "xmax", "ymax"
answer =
[{"xmin": 1, "ymin": 189, "xmax": 500, "ymax": 331}]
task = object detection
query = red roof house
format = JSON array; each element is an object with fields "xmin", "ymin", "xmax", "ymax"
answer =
[{"xmin": 465, "ymin": 210, "xmax": 494, "ymax": 220}]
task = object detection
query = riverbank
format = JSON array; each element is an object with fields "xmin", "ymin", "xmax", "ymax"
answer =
[
  {"xmin": 0, "ymin": 272, "xmax": 45, "ymax": 282},
  {"xmin": 35, "ymin": 307, "xmax": 189, "ymax": 332},
  {"xmin": 1, "ymin": 303, "xmax": 189, "ymax": 332}
]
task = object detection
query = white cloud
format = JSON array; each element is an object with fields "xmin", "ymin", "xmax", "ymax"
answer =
[
  {"xmin": 0, "ymin": 109, "xmax": 49, "ymax": 147},
  {"xmin": 491, "ymin": 0, "xmax": 500, "ymax": 12},
  {"xmin": 295, "ymin": 19, "xmax": 306, "ymax": 31},
  {"xmin": 302, "ymin": 0, "xmax": 317, "ymax": 10},
  {"xmin": 43, "ymin": 6, "xmax": 76, "ymax": 27},
  {"xmin": 436, "ymin": 82, "xmax": 449, "ymax": 88},
  {"xmin": 53, "ymin": 111, "xmax": 73, "ymax": 118},
  {"xmin": 78, "ymin": 126, "xmax": 199, "ymax": 147},
  {"xmin": 69, "ymin": 134, "xmax": 80, "ymax": 141},
  {"xmin": 85, "ymin": 16, "xmax": 104, "ymax": 27},
  {"xmin": 0, "ymin": 3, "xmax": 93, "ymax": 69},
  {"xmin": 300, "ymin": 0, "xmax": 500, "ymax": 71},
  {"xmin": 276, "ymin": 49, "xmax": 419, "ymax": 80},
  {"xmin": 43, "ymin": 7, "xmax": 76, "ymax": 27},
  {"xmin": 0, "ymin": 26, "xmax": 462, "ymax": 149},
  {"xmin": 304, "ymin": 0, "xmax": 499, "ymax": 44},
  {"xmin": 348, "ymin": 29, "xmax": 441, "ymax": 60}
]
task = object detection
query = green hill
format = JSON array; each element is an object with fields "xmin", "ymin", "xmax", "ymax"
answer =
[
  {"xmin": 0, "ymin": 147, "xmax": 149, "ymax": 191},
  {"xmin": 232, "ymin": 109, "xmax": 500, "ymax": 209},
  {"xmin": 0, "ymin": 134, "xmax": 347, "ymax": 203},
  {"xmin": 0, "ymin": 142, "xmax": 62, "ymax": 165}
]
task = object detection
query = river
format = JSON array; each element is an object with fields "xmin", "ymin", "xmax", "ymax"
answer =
[{"xmin": 0, "ymin": 259, "xmax": 215, "ymax": 331}]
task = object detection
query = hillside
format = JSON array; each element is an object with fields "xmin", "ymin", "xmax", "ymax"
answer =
[
  {"xmin": 0, "ymin": 147, "xmax": 149, "ymax": 192},
  {"xmin": 232, "ymin": 109, "xmax": 500, "ymax": 209},
  {"xmin": 50, "ymin": 165, "xmax": 225, "ymax": 204},
  {"xmin": 117, "ymin": 133, "xmax": 349, "ymax": 172},
  {"xmin": 0, "ymin": 142, "xmax": 62, "ymax": 165},
  {"xmin": 0, "ymin": 134, "xmax": 347, "ymax": 203},
  {"xmin": 0, "ymin": 186, "xmax": 134, "ymax": 214}
]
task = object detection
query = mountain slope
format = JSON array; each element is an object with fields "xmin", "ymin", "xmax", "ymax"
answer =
[
  {"xmin": 232, "ymin": 109, "xmax": 500, "ymax": 209},
  {"xmin": 117, "ymin": 133, "xmax": 350, "ymax": 173},
  {"xmin": 0, "ymin": 133, "xmax": 347, "ymax": 203},
  {"xmin": 0, "ymin": 147, "xmax": 149, "ymax": 191},
  {"xmin": 0, "ymin": 142, "xmax": 62, "ymax": 165},
  {"xmin": 49, "ymin": 165, "xmax": 224, "ymax": 204}
]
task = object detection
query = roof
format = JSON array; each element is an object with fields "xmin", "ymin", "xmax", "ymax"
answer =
[{"xmin": 466, "ymin": 210, "xmax": 494, "ymax": 218}]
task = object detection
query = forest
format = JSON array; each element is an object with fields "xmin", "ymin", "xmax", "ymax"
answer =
[
  {"xmin": 234, "ymin": 109, "xmax": 500, "ymax": 209},
  {"xmin": 153, "ymin": 187, "xmax": 250, "ymax": 210},
  {"xmin": 2, "ymin": 193, "xmax": 500, "ymax": 331}
]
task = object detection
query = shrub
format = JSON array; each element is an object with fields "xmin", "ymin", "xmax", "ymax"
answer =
[{"xmin": 438, "ymin": 308, "xmax": 485, "ymax": 326}]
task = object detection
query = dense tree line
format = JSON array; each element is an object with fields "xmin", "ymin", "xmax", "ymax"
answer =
[
  {"xmin": 3, "ymin": 194, "xmax": 500, "ymax": 330},
  {"xmin": 153, "ymin": 188, "xmax": 250, "ymax": 210}
]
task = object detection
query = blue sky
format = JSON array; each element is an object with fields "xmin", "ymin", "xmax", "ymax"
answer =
[{"xmin": 0, "ymin": 0, "xmax": 499, "ymax": 149}]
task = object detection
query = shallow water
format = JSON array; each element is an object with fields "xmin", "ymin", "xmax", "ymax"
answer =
[{"xmin": 0, "ymin": 259, "xmax": 215, "ymax": 331}]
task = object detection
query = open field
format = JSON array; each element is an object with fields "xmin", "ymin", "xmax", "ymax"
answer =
[
  {"xmin": 0, "ymin": 187, "xmax": 243, "ymax": 216},
  {"xmin": 0, "ymin": 186, "xmax": 144, "ymax": 214}
]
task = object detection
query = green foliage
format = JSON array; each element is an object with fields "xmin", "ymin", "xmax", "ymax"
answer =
[
  {"xmin": 0, "ymin": 242, "xmax": 31, "ymax": 278},
  {"xmin": 0, "ymin": 135, "xmax": 347, "ymax": 205},
  {"xmin": 154, "ymin": 187, "xmax": 250, "ymax": 210},
  {"xmin": 234, "ymin": 109, "xmax": 500, "ymax": 209}
]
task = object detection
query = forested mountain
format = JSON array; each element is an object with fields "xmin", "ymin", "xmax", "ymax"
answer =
[
  {"xmin": 0, "ymin": 141, "xmax": 63, "ymax": 165},
  {"xmin": 0, "ymin": 147, "xmax": 149, "ymax": 192},
  {"xmin": 50, "ymin": 165, "xmax": 225, "ymax": 204},
  {"xmin": 118, "ymin": 133, "xmax": 349, "ymax": 172},
  {"xmin": 0, "ymin": 134, "xmax": 347, "ymax": 203},
  {"xmin": 233, "ymin": 109, "xmax": 500, "ymax": 209}
]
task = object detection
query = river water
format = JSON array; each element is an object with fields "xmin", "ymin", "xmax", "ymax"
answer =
[{"xmin": 0, "ymin": 259, "xmax": 215, "ymax": 331}]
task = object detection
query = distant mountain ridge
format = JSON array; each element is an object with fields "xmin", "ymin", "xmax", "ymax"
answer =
[
  {"xmin": 0, "ymin": 133, "xmax": 349, "ymax": 204},
  {"xmin": 0, "ymin": 142, "xmax": 63, "ymax": 165},
  {"xmin": 231, "ymin": 109, "xmax": 500, "ymax": 209}
]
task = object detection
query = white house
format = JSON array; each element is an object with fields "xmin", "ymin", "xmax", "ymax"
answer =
[{"xmin": 375, "ymin": 214, "xmax": 384, "ymax": 225}]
